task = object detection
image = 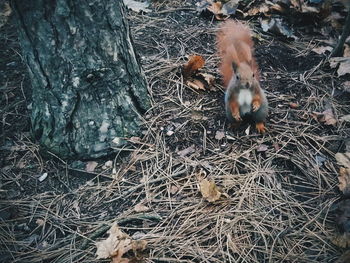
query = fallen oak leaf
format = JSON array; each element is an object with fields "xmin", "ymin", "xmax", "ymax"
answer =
[
  {"xmin": 183, "ymin": 55, "xmax": 205, "ymax": 78},
  {"xmin": 199, "ymin": 179, "xmax": 221, "ymax": 202},
  {"xmin": 95, "ymin": 223, "xmax": 132, "ymax": 260}
]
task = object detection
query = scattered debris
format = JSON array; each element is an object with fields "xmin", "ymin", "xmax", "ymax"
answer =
[
  {"xmin": 329, "ymin": 57, "xmax": 350, "ymax": 76},
  {"xmin": 134, "ymin": 203, "xmax": 150, "ymax": 212},
  {"xmin": 260, "ymin": 17, "xmax": 296, "ymax": 39},
  {"xmin": 312, "ymin": 108, "xmax": 337, "ymax": 126},
  {"xmin": 86, "ymin": 161, "xmax": 98, "ymax": 172},
  {"xmin": 215, "ymin": 130, "xmax": 225, "ymax": 140},
  {"xmin": 95, "ymin": 223, "xmax": 147, "ymax": 262},
  {"xmin": 123, "ymin": 0, "xmax": 151, "ymax": 13},
  {"xmin": 257, "ymin": 144, "xmax": 268, "ymax": 152},
  {"xmin": 38, "ymin": 173, "xmax": 48, "ymax": 182},
  {"xmin": 199, "ymin": 179, "xmax": 222, "ymax": 202},
  {"xmin": 177, "ymin": 145, "xmax": 196, "ymax": 157}
]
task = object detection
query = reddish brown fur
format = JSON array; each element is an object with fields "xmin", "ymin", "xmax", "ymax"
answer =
[{"xmin": 216, "ymin": 20, "xmax": 259, "ymax": 87}]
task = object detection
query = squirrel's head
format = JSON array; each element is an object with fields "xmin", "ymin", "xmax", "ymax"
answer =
[{"xmin": 232, "ymin": 62, "xmax": 256, "ymax": 90}]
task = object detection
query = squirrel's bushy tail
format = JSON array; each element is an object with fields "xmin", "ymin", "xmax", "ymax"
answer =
[{"xmin": 216, "ymin": 20, "xmax": 257, "ymax": 86}]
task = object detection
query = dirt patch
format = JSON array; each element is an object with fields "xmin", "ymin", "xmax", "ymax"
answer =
[{"xmin": 1, "ymin": 1, "xmax": 350, "ymax": 263}]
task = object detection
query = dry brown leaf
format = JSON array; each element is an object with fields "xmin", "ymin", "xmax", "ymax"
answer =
[
  {"xmin": 215, "ymin": 130, "xmax": 225, "ymax": 140},
  {"xmin": 198, "ymin": 72, "xmax": 215, "ymax": 86},
  {"xmin": 86, "ymin": 161, "xmax": 98, "ymax": 172},
  {"xmin": 329, "ymin": 57, "xmax": 350, "ymax": 76},
  {"xmin": 170, "ymin": 185, "xmax": 179, "ymax": 194},
  {"xmin": 344, "ymin": 44, "xmax": 350, "ymax": 57},
  {"xmin": 312, "ymin": 45, "xmax": 332, "ymax": 55},
  {"xmin": 257, "ymin": 144, "xmax": 268, "ymax": 152},
  {"xmin": 322, "ymin": 108, "xmax": 337, "ymax": 126},
  {"xmin": 312, "ymin": 109, "xmax": 337, "ymax": 126},
  {"xmin": 134, "ymin": 203, "xmax": 150, "ymax": 212},
  {"xmin": 199, "ymin": 179, "xmax": 221, "ymax": 202},
  {"xmin": 338, "ymin": 59, "xmax": 350, "ymax": 76},
  {"xmin": 95, "ymin": 223, "xmax": 132, "ymax": 260},
  {"xmin": 207, "ymin": 1, "xmax": 223, "ymax": 15},
  {"xmin": 338, "ymin": 167, "xmax": 350, "ymax": 195},
  {"xmin": 183, "ymin": 55, "xmax": 205, "ymax": 78},
  {"xmin": 187, "ymin": 79, "xmax": 206, "ymax": 91},
  {"xmin": 246, "ymin": 4, "xmax": 270, "ymax": 16},
  {"xmin": 335, "ymin": 152, "xmax": 350, "ymax": 168}
]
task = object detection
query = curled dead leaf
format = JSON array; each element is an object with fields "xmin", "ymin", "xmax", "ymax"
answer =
[
  {"xmin": 215, "ymin": 130, "xmax": 225, "ymax": 140},
  {"xmin": 257, "ymin": 144, "xmax": 268, "ymax": 152},
  {"xmin": 183, "ymin": 55, "xmax": 205, "ymax": 78},
  {"xmin": 134, "ymin": 203, "xmax": 150, "ymax": 213},
  {"xmin": 86, "ymin": 161, "xmax": 98, "ymax": 172},
  {"xmin": 187, "ymin": 79, "xmax": 206, "ymax": 91},
  {"xmin": 95, "ymin": 223, "xmax": 132, "ymax": 260},
  {"xmin": 197, "ymin": 72, "xmax": 215, "ymax": 87},
  {"xmin": 199, "ymin": 179, "xmax": 221, "ymax": 202},
  {"xmin": 329, "ymin": 57, "xmax": 350, "ymax": 77},
  {"xmin": 312, "ymin": 109, "xmax": 337, "ymax": 126}
]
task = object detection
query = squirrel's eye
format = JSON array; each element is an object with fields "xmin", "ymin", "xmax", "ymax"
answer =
[{"xmin": 252, "ymin": 73, "xmax": 255, "ymax": 78}]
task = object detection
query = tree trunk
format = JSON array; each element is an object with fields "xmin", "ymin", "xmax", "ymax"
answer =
[{"xmin": 12, "ymin": 0, "xmax": 150, "ymax": 159}]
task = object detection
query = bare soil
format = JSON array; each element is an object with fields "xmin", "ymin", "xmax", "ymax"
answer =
[{"xmin": 1, "ymin": 1, "xmax": 350, "ymax": 262}]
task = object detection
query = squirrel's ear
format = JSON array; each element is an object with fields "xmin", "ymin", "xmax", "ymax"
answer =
[{"xmin": 231, "ymin": 61, "xmax": 238, "ymax": 72}]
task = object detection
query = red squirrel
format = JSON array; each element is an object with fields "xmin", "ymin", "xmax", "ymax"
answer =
[{"xmin": 216, "ymin": 20, "xmax": 268, "ymax": 133}]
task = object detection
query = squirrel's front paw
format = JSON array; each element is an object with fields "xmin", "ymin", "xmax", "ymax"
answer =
[
  {"xmin": 233, "ymin": 113, "xmax": 242, "ymax": 121},
  {"xmin": 252, "ymin": 101, "xmax": 261, "ymax": 112},
  {"xmin": 256, "ymin": 122, "xmax": 266, "ymax": 133}
]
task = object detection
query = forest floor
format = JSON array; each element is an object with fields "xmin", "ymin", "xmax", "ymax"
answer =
[{"xmin": 1, "ymin": 0, "xmax": 350, "ymax": 262}]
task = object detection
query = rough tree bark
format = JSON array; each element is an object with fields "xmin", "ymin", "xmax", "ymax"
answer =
[{"xmin": 12, "ymin": 0, "xmax": 150, "ymax": 159}]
